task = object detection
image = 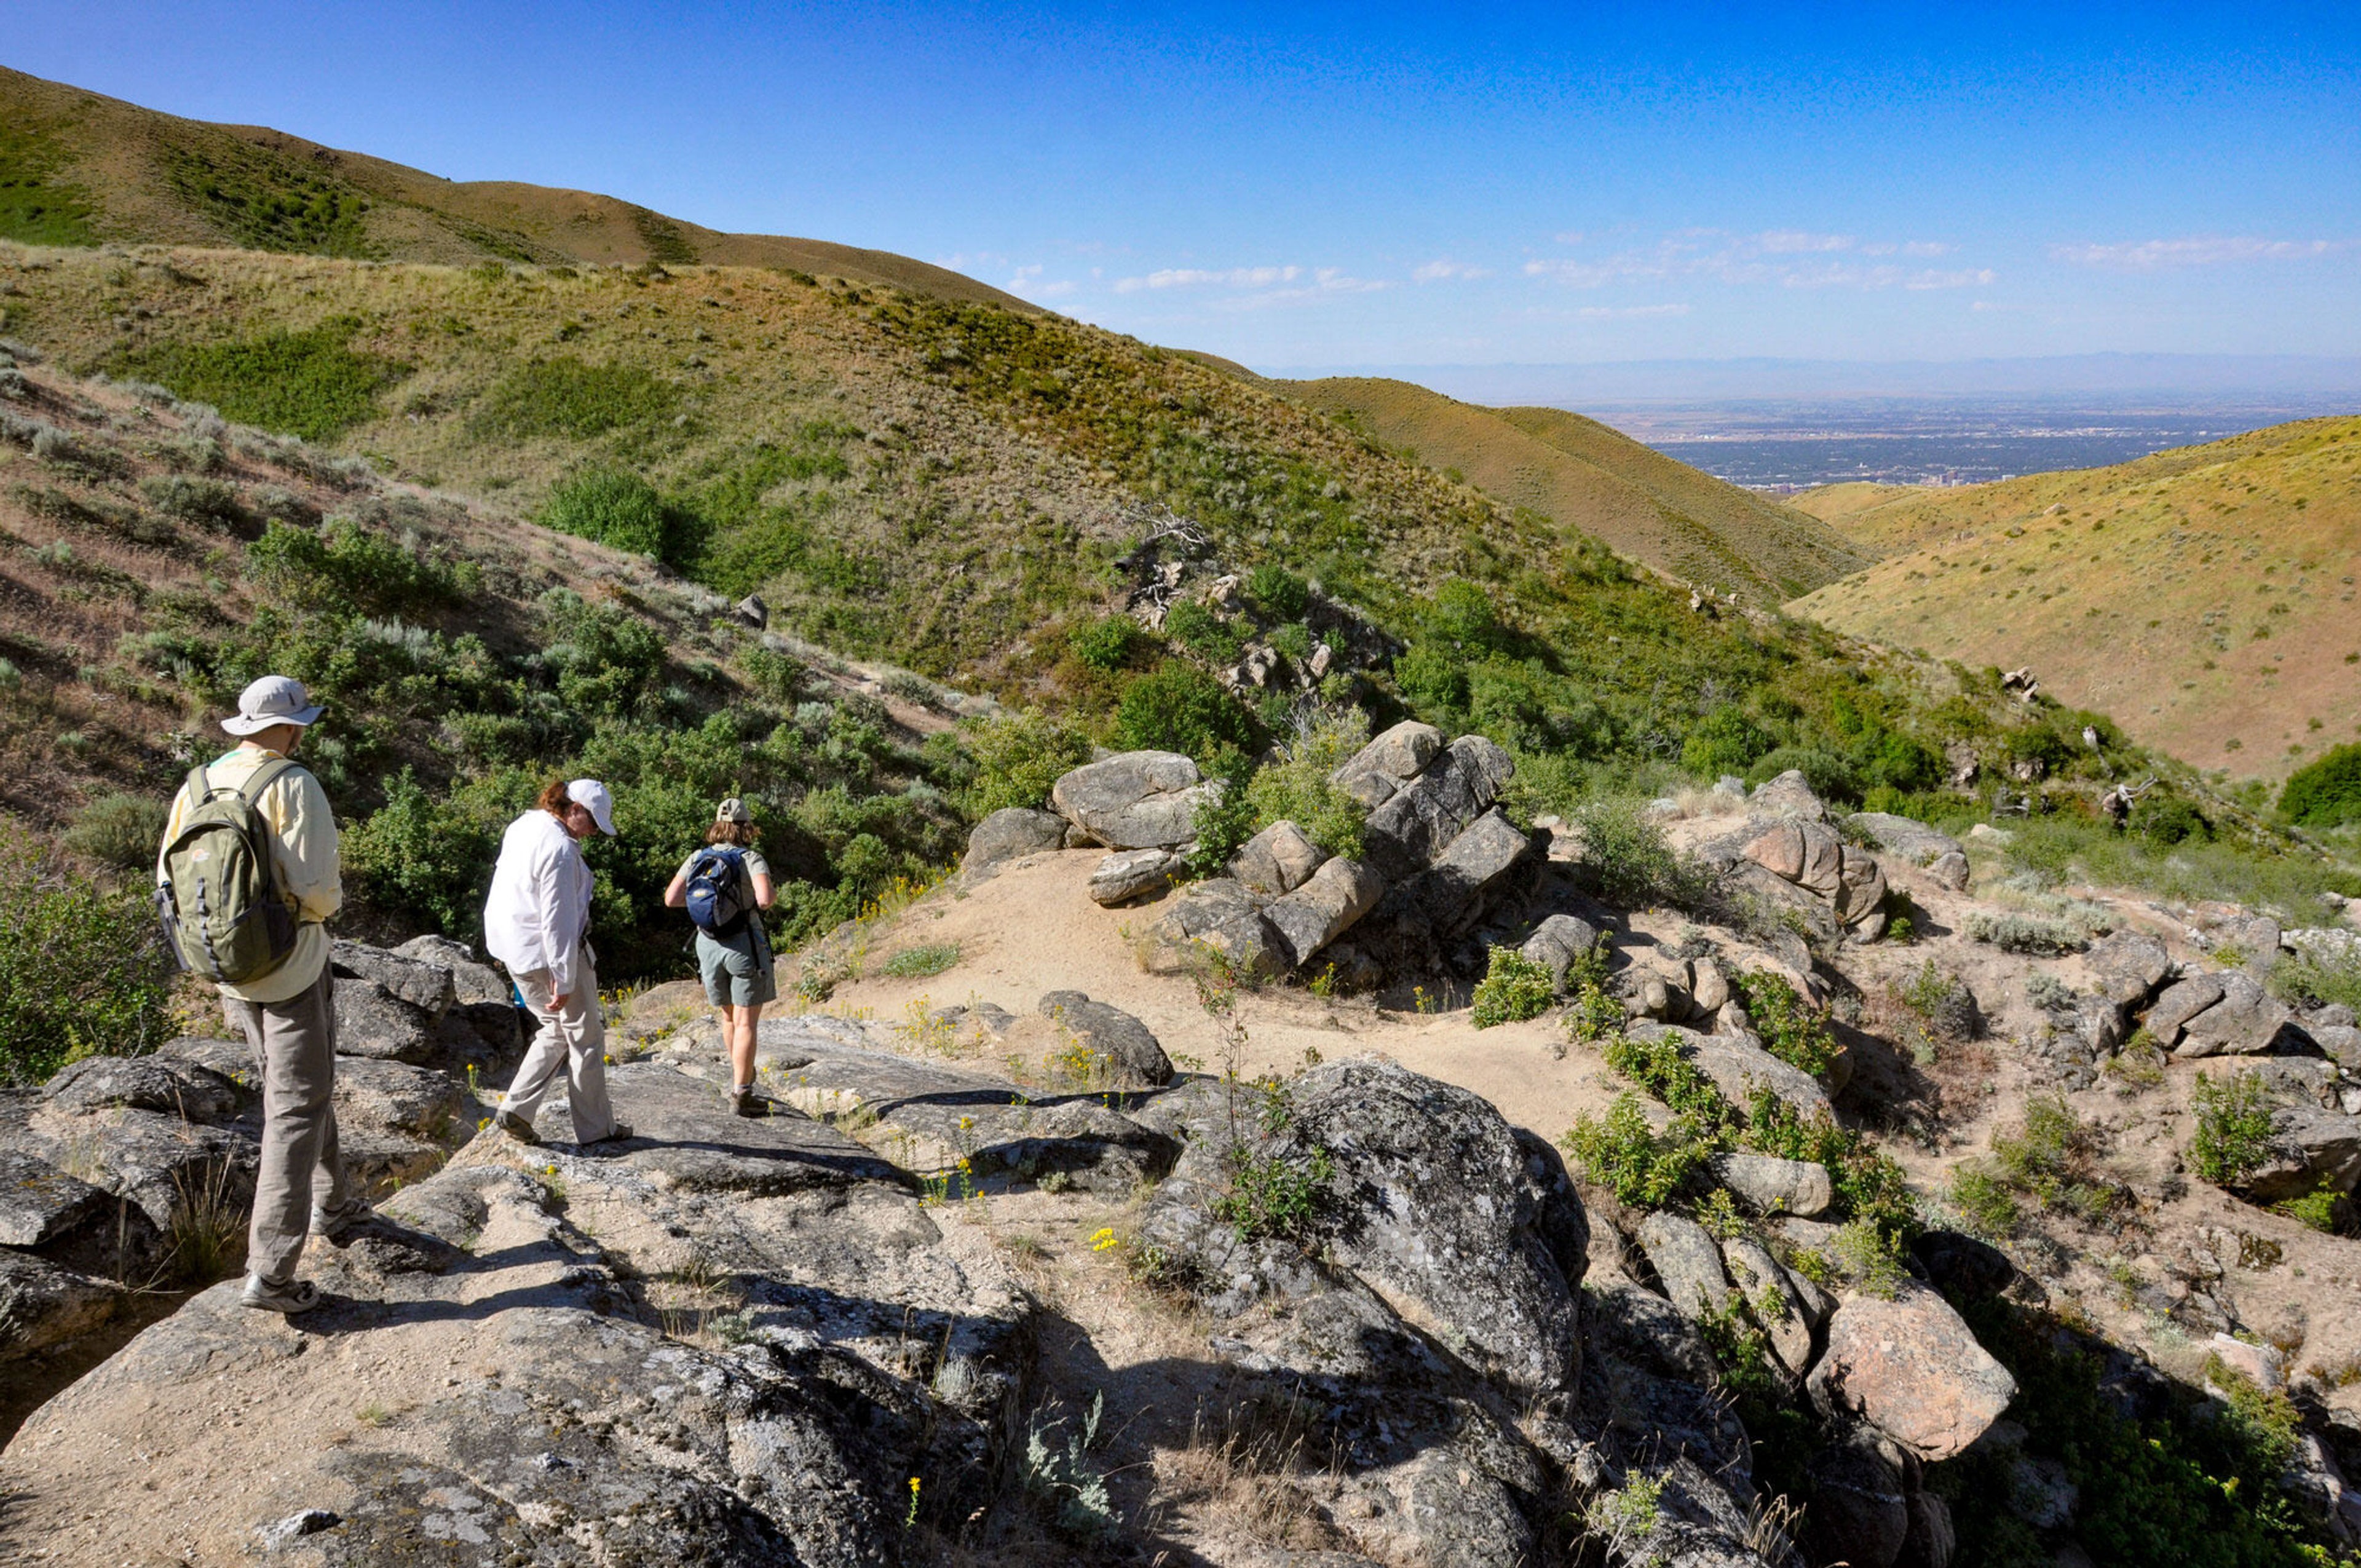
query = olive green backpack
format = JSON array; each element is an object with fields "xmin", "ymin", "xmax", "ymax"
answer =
[{"xmin": 155, "ymin": 759, "xmax": 302, "ymax": 984}]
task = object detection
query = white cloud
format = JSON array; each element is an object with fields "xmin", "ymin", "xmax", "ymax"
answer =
[
  {"xmin": 2049, "ymin": 236, "xmax": 2343, "ymax": 269},
  {"xmin": 1757, "ymin": 230, "xmax": 1855, "ymax": 254},
  {"xmin": 1112, "ymin": 265, "xmax": 1303, "ymax": 293},
  {"xmin": 1412, "ymin": 258, "xmax": 1492, "ymax": 283},
  {"xmin": 1575, "ymin": 303, "xmax": 1691, "ymax": 319},
  {"xmin": 1523, "ymin": 229, "xmax": 1988, "ymax": 292}
]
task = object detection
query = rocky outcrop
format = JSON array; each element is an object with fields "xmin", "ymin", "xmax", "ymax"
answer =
[
  {"xmin": 1638, "ymin": 1211, "xmax": 1733, "ymax": 1320},
  {"xmin": 1630, "ymin": 1023, "xmax": 1833, "ymax": 1120},
  {"xmin": 962, "ymin": 804, "xmax": 1068, "ymax": 872},
  {"xmin": 2171, "ymin": 971, "xmax": 2298, "ymax": 1058},
  {"xmin": 1133, "ymin": 876, "xmax": 1283, "ymax": 978},
  {"xmin": 1808, "ymin": 1281, "xmax": 2017, "ymax": 1461},
  {"xmin": 1849, "ymin": 812, "xmax": 1971, "ymax": 892},
  {"xmin": 1038, "ymin": 991, "xmax": 1175, "ymax": 1088},
  {"xmin": 1356, "ymin": 734, "xmax": 1514, "ymax": 882},
  {"xmin": 2242, "ymin": 1104, "xmax": 2361, "ymax": 1204},
  {"xmin": 1329, "ymin": 719, "xmax": 1444, "ymax": 808},
  {"xmin": 1742, "ymin": 817, "xmax": 1889, "ymax": 941},
  {"xmin": 1227, "ymin": 819, "xmax": 1327, "ymax": 896},
  {"xmin": 1712, "ymin": 1152, "xmax": 1834, "ymax": 1218},
  {"xmin": 0, "ymin": 1059, "xmax": 1035, "ymax": 1566},
  {"xmin": 1263, "ymin": 855, "xmax": 1386, "ymax": 971},
  {"xmin": 1051, "ymin": 751, "xmax": 1213, "ymax": 849},
  {"xmin": 1521, "ymin": 913, "xmax": 1602, "ymax": 991},
  {"xmin": 1086, "ymin": 845, "xmax": 1182, "ymax": 905}
]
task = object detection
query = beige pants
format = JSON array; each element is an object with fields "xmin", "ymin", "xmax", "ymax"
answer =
[
  {"xmin": 221, "ymin": 967, "xmax": 355, "ymax": 1285},
  {"xmin": 499, "ymin": 952, "xmax": 618, "ymax": 1143}
]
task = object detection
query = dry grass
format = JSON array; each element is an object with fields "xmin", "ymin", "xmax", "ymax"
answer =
[{"xmin": 1793, "ymin": 415, "xmax": 2361, "ymax": 780}]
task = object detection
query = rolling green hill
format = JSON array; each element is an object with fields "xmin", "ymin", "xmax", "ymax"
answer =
[
  {"xmin": 1792, "ymin": 419, "xmax": 2361, "ymax": 780},
  {"xmin": 0, "ymin": 64, "xmax": 1027, "ymax": 307},
  {"xmin": 1277, "ymin": 376, "xmax": 1871, "ymax": 601}
]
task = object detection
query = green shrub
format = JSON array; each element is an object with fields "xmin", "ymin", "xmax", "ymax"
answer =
[
  {"xmin": 1114, "ymin": 665, "xmax": 1255, "ymax": 760},
  {"xmin": 1246, "ymin": 563, "xmax": 1311, "ymax": 619},
  {"xmin": 879, "ymin": 942, "xmax": 960, "ymax": 979},
  {"xmin": 2271, "ymin": 1181, "xmax": 2346, "ymax": 1235},
  {"xmin": 0, "ymin": 820, "xmax": 174, "ymax": 1085},
  {"xmin": 1391, "ymin": 642, "xmax": 1469, "ymax": 711},
  {"xmin": 471, "ymin": 357, "xmax": 682, "ymax": 440},
  {"xmin": 119, "ymin": 316, "xmax": 409, "ymax": 441},
  {"xmin": 1212, "ymin": 1082, "xmax": 1334, "ymax": 1243},
  {"xmin": 1729, "ymin": 969, "xmax": 1837, "ymax": 1077},
  {"xmin": 1681, "ymin": 707, "xmax": 1773, "ymax": 778},
  {"xmin": 2279, "ymin": 742, "xmax": 2361, "ymax": 828},
  {"xmin": 1572, "ymin": 797, "xmax": 1704, "ymax": 908},
  {"xmin": 1067, "ymin": 614, "xmax": 1141, "ymax": 671},
  {"xmin": 961, "ymin": 708, "xmax": 1093, "ymax": 815},
  {"xmin": 1560, "ymin": 1093, "xmax": 1714, "ymax": 1208},
  {"xmin": 737, "ymin": 644, "xmax": 805, "ymax": 704},
  {"xmin": 1470, "ymin": 946, "xmax": 1555, "ymax": 1028},
  {"xmin": 2267, "ymin": 946, "xmax": 2361, "ymax": 1013},
  {"xmin": 1243, "ymin": 710, "xmax": 1368, "ymax": 858},
  {"xmin": 244, "ymin": 519, "xmax": 467, "ymax": 616},
  {"xmin": 61, "ymin": 793, "xmax": 168, "ymax": 871},
  {"xmin": 1185, "ymin": 749, "xmax": 1259, "ymax": 881},
  {"xmin": 1948, "ymin": 1163, "xmax": 2023, "ymax": 1239},
  {"xmin": 539, "ymin": 470, "xmax": 704, "ymax": 568},
  {"xmin": 1747, "ymin": 745, "xmax": 1859, "ymax": 804},
  {"xmin": 1964, "ymin": 909, "xmax": 2090, "ymax": 955},
  {"xmin": 2133, "ymin": 794, "xmax": 2212, "ymax": 846},
  {"xmin": 1991, "ymin": 1092, "xmax": 2118, "ymax": 1221},
  {"xmin": 2189, "ymin": 1071, "xmax": 2277, "ymax": 1188},
  {"xmin": 1161, "ymin": 599, "xmax": 1241, "ymax": 662},
  {"xmin": 1603, "ymin": 1031, "xmax": 1738, "ymax": 1129}
]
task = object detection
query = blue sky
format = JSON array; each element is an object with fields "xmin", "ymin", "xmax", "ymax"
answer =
[{"xmin": 12, "ymin": 2, "xmax": 2359, "ymax": 373}]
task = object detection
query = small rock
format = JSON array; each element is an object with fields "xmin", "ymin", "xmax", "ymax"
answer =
[
  {"xmin": 1135, "ymin": 877, "xmax": 1283, "ymax": 979},
  {"xmin": 963, "ymin": 806, "xmax": 1068, "ymax": 872},
  {"xmin": 1037, "ymin": 992, "xmax": 1174, "ymax": 1088},
  {"xmin": 1329, "ymin": 719, "xmax": 1445, "ymax": 808},
  {"xmin": 2147, "ymin": 973, "xmax": 2226, "ymax": 1046},
  {"xmin": 1926, "ymin": 850, "xmax": 1972, "ymax": 891},
  {"xmin": 1750, "ymin": 769, "xmax": 1831, "ymax": 823},
  {"xmin": 1520, "ymin": 914, "xmax": 1601, "ymax": 992},
  {"xmin": 1227, "ymin": 820, "xmax": 1328, "ymax": 896},
  {"xmin": 1637, "ymin": 1211, "xmax": 1731, "ymax": 1321},
  {"xmin": 1809, "ymin": 1280, "xmax": 2017, "ymax": 1460},
  {"xmin": 257, "ymin": 1509, "xmax": 340, "ymax": 1548},
  {"xmin": 732, "ymin": 593, "xmax": 768, "ymax": 628},
  {"xmin": 1712, "ymin": 1152, "xmax": 1833, "ymax": 1217},
  {"xmin": 1088, "ymin": 847, "xmax": 1180, "ymax": 906},
  {"xmin": 1262, "ymin": 857, "xmax": 1386, "ymax": 970}
]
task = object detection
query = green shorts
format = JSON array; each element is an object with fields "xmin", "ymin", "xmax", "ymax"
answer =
[{"xmin": 696, "ymin": 924, "xmax": 776, "ymax": 1008}]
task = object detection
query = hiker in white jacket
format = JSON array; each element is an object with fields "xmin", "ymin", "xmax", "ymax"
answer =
[{"xmin": 485, "ymin": 778, "xmax": 630, "ymax": 1146}]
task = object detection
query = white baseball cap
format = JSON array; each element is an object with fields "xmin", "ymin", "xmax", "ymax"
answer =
[
  {"xmin": 221, "ymin": 675, "xmax": 326, "ymax": 735},
  {"xmin": 566, "ymin": 779, "xmax": 617, "ymax": 836}
]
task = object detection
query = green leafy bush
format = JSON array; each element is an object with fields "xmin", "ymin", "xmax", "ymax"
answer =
[
  {"xmin": 1560, "ymin": 1093, "xmax": 1714, "ymax": 1208},
  {"xmin": 961, "ymin": 707, "xmax": 1093, "ymax": 815},
  {"xmin": 1729, "ymin": 969, "xmax": 1838, "ymax": 1077},
  {"xmin": 1990, "ymin": 1092, "xmax": 2118, "ymax": 1221},
  {"xmin": 245, "ymin": 519, "xmax": 467, "ymax": 616},
  {"xmin": 1246, "ymin": 563, "xmax": 1311, "ymax": 619},
  {"xmin": 62, "ymin": 793, "xmax": 168, "ymax": 871},
  {"xmin": 539, "ymin": 470, "xmax": 704, "ymax": 568},
  {"xmin": 1161, "ymin": 599, "xmax": 1241, "ymax": 662},
  {"xmin": 1948, "ymin": 1163, "xmax": 2023, "ymax": 1239},
  {"xmin": 2268, "ymin": 946, "xmax": 2361, "ymax": 1013},
  {"xmin": 2189, "ymin": 1071, "xmax": 2277, "ymax": 1188},
  {"xmin": 1681, "ymin": 706, "xmax": 1773, "ymax": 778},
  {"xmin": 119, "ymin": 316, "xmax": 408, "ymax": 441},
  {"xmin": 1067, "ymin": 614, "xmax": 1141, "ymax": 671},
  {"xmin": 1114, "ymin": 665, "xmax": 1254, "ymax": 760},
  {"xmin": 1572, "ymin": 797, "xmax": 1704, "ymax": 908},
  {"xmin": 1243, "ymin": 710, "xmax": 1368, "ymax": 857},
  {"xmin": 1391, "ymin": 642, "xmax": 1469, "ymax": 711},
  {"xmin": 1213, "ymin": 1083, "xmax": 1334, "ymax": 1242},
  {"xmin": 1185, "ymin": 749, "xmax": 1259, "ymax": 880},
  {"xmin": 2279, "ymin": 742, "xmax": 2361, "ymax": 828},
  {"xmin": 879, "ymin": 942, "xmax": 960, "ymax": 979},
  {"xmin": 1470, "ymin": 946, "xmax": 1555, "ymax": 1028},
  {"xmin": 1746, "ymin": 745, "xmax": 1859, "ymax": 804},
  {"xmin": 471, "ymin": 357, "xmax": 682, "ymax": 440},
  {"xmin": 0, "ymin": 820, "xmax": 173, "ymax": 1085}
]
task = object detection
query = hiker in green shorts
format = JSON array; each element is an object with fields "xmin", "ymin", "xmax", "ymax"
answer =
[{"xmin": 663, "ymin": 798, "xmax": 777, "ymax": 1117}]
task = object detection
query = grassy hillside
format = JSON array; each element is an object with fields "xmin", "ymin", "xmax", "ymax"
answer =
[
  {"xmin": 1792, "ymin": 418, "xmax": 2361, "ymax": 780},
  {"xmin": 0, "ymin": 64, "xmax": 1026, "ymax": 308},
  {"xmin": 1279, "ymin": 376, "xmax": 1870, "ymax": 600}
]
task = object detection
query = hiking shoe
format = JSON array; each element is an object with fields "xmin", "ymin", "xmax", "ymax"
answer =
[
  {"xmin": 585, "ymin": 1121, "xmax": 633, "ymax": 1145},
  {"xmin": 242, "ymin": 1273, "xmax": 321, "ymax": 1314},
  {"xmin": 312, "ymin": 1197, "xmax": 373, "ymax": 1245},
  {"xmin": 496, "ymin": 1111, "xmax": 541, "ymax": 1146},
  {"xmin": 731, "ymin": 1087, "xmax": 770, "ymax": 1119}
]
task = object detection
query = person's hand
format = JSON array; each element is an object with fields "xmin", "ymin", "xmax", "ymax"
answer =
[{"xmin": 550, "ymin": 992, "xmax": 570, "ymax": 1010}]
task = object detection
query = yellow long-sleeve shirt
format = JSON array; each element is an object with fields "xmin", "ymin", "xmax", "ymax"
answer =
[{"xmin": 156, "ymin": 744, "xmax": 342, "ymax": 1004}]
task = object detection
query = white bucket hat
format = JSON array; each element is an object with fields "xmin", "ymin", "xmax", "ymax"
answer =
[
  {"xmin": 566, "ymin": 779, "xmax": 617, "ymax": 836},
  {"xmin": 221, "ymin": 675, "xmax": 326, "ymax": 736}
]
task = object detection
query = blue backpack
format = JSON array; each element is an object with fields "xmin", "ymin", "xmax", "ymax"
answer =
[{"xmin": 684, "ymin": 846, "xmax": 749, "ymax": 934}]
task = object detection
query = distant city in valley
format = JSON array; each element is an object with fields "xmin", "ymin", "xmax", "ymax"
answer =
[{"xmin": 1588, "ymin": 397, "xmax": 2361, "ymax": 491}]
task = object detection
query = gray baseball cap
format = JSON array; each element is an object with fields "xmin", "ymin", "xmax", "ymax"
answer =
[{"xmin": 221, "ymin": 675, "xmax": 326, "ymax": 736}]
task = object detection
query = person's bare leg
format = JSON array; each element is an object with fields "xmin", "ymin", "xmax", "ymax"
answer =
[{"xmin": 734, "ymin": 1003, "xmax": 762, "ymax": 1091}]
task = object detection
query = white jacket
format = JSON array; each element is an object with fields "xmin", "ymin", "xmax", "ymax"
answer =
[{"xmin": 483, "ymin": 810, "xmax": 593, "ymax": 996}]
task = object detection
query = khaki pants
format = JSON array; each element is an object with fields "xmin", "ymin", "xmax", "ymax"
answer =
[
  {"xmin": 499, "ymin": 952, "xmax": 617, "ymax": 1143},
  {"xmin": 221, "ymin": 967, "xmax": 355, "ymax": 1285}
]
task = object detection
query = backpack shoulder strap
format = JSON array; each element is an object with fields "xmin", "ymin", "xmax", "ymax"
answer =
[
  {"xmin": 234, "ymin": 757, "xmax": 304, "ymax": 807},
  {"xmin": 183, "ymin": 763, "xmax": 212, "ymax": 806}
]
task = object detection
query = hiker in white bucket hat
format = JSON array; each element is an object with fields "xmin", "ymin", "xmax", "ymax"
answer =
[
  {"xmin": 483, "ymin": 777, "xmax": 630, "ymax": 1147},
  {"xmin": 155, "ymin": 675, "xmax": 367, "ymax": 1314}
]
